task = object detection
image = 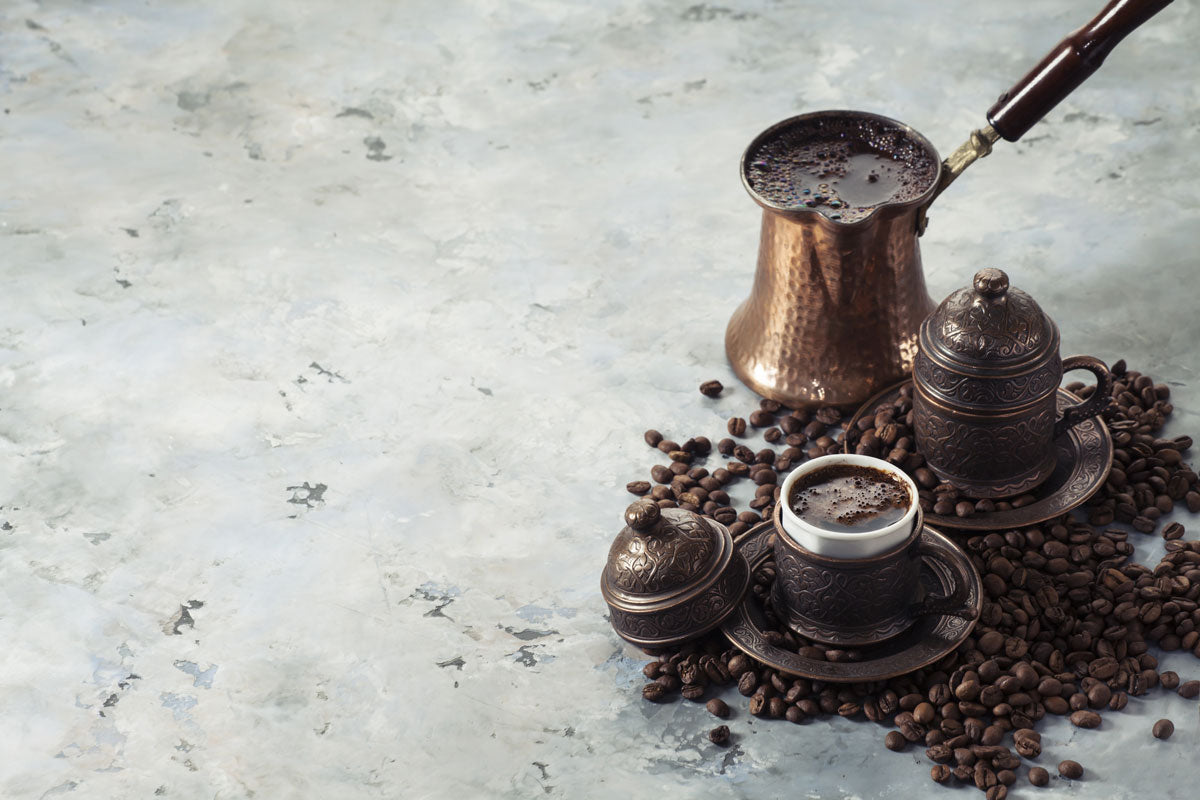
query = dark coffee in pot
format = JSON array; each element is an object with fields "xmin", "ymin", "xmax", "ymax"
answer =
[
  {"xmin": 787, "ymin": 464, "xmax": 911, "ymax": 533},
  {"xmin": 744, "ymin": 115, "xmax": 939, "ymax": 223}
]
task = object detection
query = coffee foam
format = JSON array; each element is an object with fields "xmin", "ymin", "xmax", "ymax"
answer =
[
  {"xmin": 744, "ymin": 115, "xmax": 938, "ymax": 223},
  {"xmin": 788, "ymin": 464, "xmax": 911, "ymax": 533}
]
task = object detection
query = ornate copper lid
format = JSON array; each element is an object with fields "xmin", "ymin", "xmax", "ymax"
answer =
[
  {"xmin": 601, "ymin": 499, "xmax": 749, "ymax": 649},
  {"xmin": 920, "ymin": 268, "xmax": 1058, "ymax": 371},
  {"xmin": 604, "ymin": 501, "xmax": 719, "ymax": 595}
]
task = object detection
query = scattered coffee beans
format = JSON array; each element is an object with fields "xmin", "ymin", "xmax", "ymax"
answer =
[
  {"xmin": 700, "ymin": 380, "xmax": 724, "ymax": 398},
  {"xmin": 709, "ymin": 724, "xmax": 730, "ymax": 745},
  {"xmin": 624, "ymin": 359, "xmax": 1199, "ymax": 795},
  {"xmin": 707, "ymin": 698, "xmax": 730, "ymax": 718}
]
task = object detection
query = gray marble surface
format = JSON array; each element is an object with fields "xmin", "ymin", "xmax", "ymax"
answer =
[{"xmin": 1, "ymin": 0, "xmax": 1198, "ymax": 797}]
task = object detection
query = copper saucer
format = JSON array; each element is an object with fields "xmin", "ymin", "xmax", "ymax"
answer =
[
  {"xmin": 844, "ymin": 381, "xmax": 1114, "ymax": 531},
  {"xmin": 721, "ymin": 521, "xmax": 981, "ymax": 683}
]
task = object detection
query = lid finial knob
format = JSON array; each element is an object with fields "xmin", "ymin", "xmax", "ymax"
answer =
[
  {"xmin": 625, "ymin": 499, "xmax": 662, "ymax": 532},
  {"xmin": 973, "ymin": 268, "xmax": 1010, "ymax": 299}
]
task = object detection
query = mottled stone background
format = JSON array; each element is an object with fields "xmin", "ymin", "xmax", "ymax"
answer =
[{"xmin": 0, "ymin": 0, "xmax": 1197, "ymax": 797}]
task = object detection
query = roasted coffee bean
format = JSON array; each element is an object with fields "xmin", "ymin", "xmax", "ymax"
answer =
[
  {"xmin": 1058, "ymin": 760, "xmax": 1083, "ymax": 780},
  {"xmin": 1013, "ymin": 729, "xmax": 1041, "ymax": 758},
  {"xmin": 883, "ymin": 730, "xmax": 907, "ymax": 751},
  {"xmin": 1153, "ymin": 718, "xmax": 1174, "ymax": 739},
  {"xmin": 642, "ymin": 683, "xmax": 668, "ymax": 702},
  {"xmin": 986, "ymin": 785, "xmax": 1008, "ymax": 800},
  {"xmin": 980, "ymin": 725, "xmax": 1004, "ymax": 746},
  {"xmin": 1160, "ymin": 670, "xmax": 1180, "ymax": 690},
  {"xmin": 1164, "ymin": 522, "xmax": 1185, "ymax": 541},
  {"xmin": 727, "ymin": 417, "xmax": 747, "ymax": 437},
  {"xmin": 1069, "ymin": 710, "xmax": 1101, "ymax": 729},
  {"xmin": 749, "ymin": 409, "xmax": 775, "ymax": 428},
  {"xmin": 656, "ymin": 674, "xmax": 680, "ymax": 692},
  {"xmin": 1029, "ymin": 766, "xmax": 1049, "ymax": 787},
  {"xmin": 930, "ymin": 764, "xmax": 952, "ymax": 784},
  {"xmin": 681, "ymin": 684, "xmax": 705, "ymax": 701},
  {"xmin": 709, "ymin": 724, "xmax": 731, "ymax": 745},
  {"xmin": 926, "ymin": 744, "xmax": 952, "ymax": 763},
  {"xmin": 837, "ymin": 702, "xmax": 861, "ymax": 718},
  {"xmin": 1178, "ymin": 680, "xmax": 1200, "ymax": 699},
  {"xmin": 644, "ymin": 429, "xmax": 664, "ymax": 448},
  {"xmin": 699, "ymin": 380, "xmax": 723, "ymax": 397},
  {"xmin": 737, "ymin": 671, "xmax": 758, "ymax": 696}
]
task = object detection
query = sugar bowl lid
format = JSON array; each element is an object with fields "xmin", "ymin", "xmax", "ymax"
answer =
[
  {"xmin": 601, "ymin": 499, "xmax": 750, "ymax": 649},
  {"xmin": 920, "ymin": 268, "xmax": 1059, "ymax": 370}
]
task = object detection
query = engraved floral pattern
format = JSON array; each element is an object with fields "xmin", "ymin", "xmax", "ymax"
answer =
[
  {"xmin": 772, "ymin": 542, "xmax": 924, "ymax": 645},
  {"xmin": 914, "ymin": 353, "xmax": 1060, "ymax": 409},
  {"xmin": 933, "ymin": 284, "xmax": 1049, "ymax": 361},
  {"xmin": 605, "ymin": 511, "xmax": 716, "ymax": 595},
  {"xmin": 607, "ymin": 554, "xmax": 749, "ymax": 643},
  {"xmin": 914, "ymin": 403, "xmax": 1055, "ymax": 487}
]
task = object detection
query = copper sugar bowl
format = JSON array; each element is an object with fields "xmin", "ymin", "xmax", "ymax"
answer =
[
  {"xmin": 912, "ymin": 268, "xmax": 1113, "ymax": 498},
  {"xmin": 602, "ymin": 499, "xmax": 750, "ymax": 649}
]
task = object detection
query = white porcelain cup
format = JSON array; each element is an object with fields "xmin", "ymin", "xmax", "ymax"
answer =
[{"xmin": 778, "ymin": 453, "xmax": 919, "ymax": 559}]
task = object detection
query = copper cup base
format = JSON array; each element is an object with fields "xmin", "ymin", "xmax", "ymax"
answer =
[
  {"xmin": 771, "ymin": 580, "xmax": 922, "ymax": 648},
  {"xmin": 926, "ymin": 451, "xmax": 1057, "ymax": 500}
]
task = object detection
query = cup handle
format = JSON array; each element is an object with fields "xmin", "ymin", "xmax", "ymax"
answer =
[
  {"xmin": 1054, "ymin": 355, "xmax": 1113, "ymax": 440},
  {"xmin": 908, "ymin": 541, "xmax": 971, "ymax": 620}
]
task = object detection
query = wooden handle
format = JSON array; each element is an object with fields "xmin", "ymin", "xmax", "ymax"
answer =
[{"xmin": 987, "ymin": 0, "xmax": 1173, "ymax": 142}]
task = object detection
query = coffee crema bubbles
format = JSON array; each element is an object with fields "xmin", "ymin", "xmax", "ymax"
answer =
[
  {"xmin": 745, "ymin": 118, "xmax": 938, "ymax": 223},
  {"xmin": 787, "ymin": 464, "xmax": 911, "ymax": 533}
]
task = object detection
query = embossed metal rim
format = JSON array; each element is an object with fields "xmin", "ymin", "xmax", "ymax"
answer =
[
  {"xmin": 845, "ymin": 380, "xmax": 1114, "ymax": 531},
  {"xmin": 720, "ymin": 521, "xmax": 982, "ymax": 682}
]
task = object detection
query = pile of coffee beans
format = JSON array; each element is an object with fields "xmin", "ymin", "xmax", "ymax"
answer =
[{"xmin": 622, "ymin": 363, "xmax": 1197, "ymax": 793}]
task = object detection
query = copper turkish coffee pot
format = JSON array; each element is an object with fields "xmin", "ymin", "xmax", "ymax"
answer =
[{"xmin": 726, "ymin": 0, "xmax": 1172, "ymax": 410}]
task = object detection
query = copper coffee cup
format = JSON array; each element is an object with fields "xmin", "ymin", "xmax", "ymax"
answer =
[
  {"xmin": 771, "ymin": 455, "xmax": 967, "ymax": 646},
  {"xmin": 913, "ymin": 268, "xmax": 1113, "ymax": 498}
]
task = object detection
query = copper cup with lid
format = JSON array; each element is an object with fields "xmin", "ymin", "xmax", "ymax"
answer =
[
  {"xmin": 912, "ymin": 268, "xmax": 1113, "ymax": 498},
  {"xmin": 602, "ymin": 499, "xmax": 750, "ymax": 650}
]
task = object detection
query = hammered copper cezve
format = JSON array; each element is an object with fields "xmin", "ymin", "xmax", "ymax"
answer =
[
  {"xmin": 725, "ymin": 111, "xmax": 939, "ymax": 411},
  {"xmin": 601, "ymin": 499, "xmax": 749, "ymax": 649},
  {"xmin": 913, "ymin": 268, "xmax": 1113, "ymax": 498}
]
